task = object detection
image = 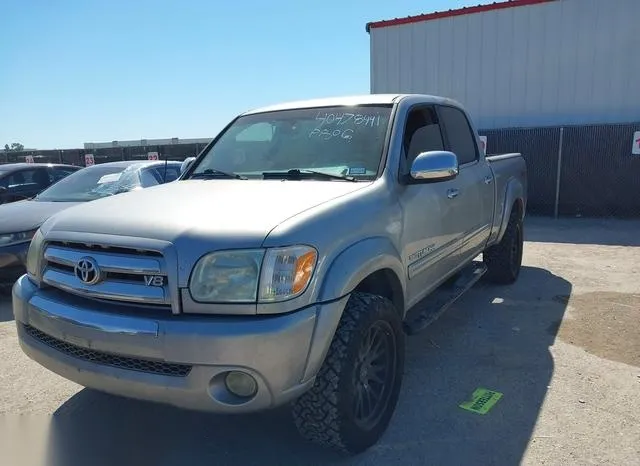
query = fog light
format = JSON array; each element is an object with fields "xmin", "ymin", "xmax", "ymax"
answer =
[{"xmin": 225, "ymin": 371, "xmax": 257, "ymax": 398}]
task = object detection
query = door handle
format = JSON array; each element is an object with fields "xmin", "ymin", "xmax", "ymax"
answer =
[
  {"xmin": 484, "ymin": 175, "xmax": 493, "ymax": 184},
  {"xmin": 447, "ymin": 188, "xmax": 459, "ymax": 199}
]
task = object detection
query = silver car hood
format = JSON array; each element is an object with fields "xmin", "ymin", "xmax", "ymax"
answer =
[
  {"xmin": 0, "ymin": 199, "xmax": 82, "ymax": 234},
  {"xmin": 44, "ymin": 179, "xmax": 370, "ymax": 247}
]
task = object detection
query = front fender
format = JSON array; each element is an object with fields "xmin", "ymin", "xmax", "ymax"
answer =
[
  {"xmin": 318, "ymin": 236, "xmax": 405, "ymax": 304},
  {"xmin": 300, "ymin": 237, "xmax": 405, "ymax": 382}
]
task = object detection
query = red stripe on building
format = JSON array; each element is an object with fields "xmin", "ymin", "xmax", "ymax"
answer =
[{"xmin": 366, "ymin": 0, "xmax": 557, "ymax": 32}]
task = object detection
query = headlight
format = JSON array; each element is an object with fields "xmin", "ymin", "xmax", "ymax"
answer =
[
  {"xmin": 0, "ymin": 229, "xmax": 37, "ymax": 247},
  {"xmin": 26, "ymin": 228, "xmax": 45, "ymax": 281},
  {"xmin": 258, "ymin": 245, "xmax": 317, "ymax": 302},
  {"xmin": 188, "ymin": 245, "xmax": 318, "ymax": 304},
  {"xmin": 189, "ymin": 250, "xmax": 264, "ymax": 302}
]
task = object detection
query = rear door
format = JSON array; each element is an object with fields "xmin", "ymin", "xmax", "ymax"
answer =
[{"xmin": 437, "ymin": 105, "xmax": 493, "ymax": 266}]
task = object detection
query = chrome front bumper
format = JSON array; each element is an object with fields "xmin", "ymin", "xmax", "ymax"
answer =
[{"xmin": 13, "ymin": 275, "xmax": 348, "ymax": 413}]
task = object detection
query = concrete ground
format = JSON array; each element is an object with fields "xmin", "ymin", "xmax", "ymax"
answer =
[{"xmin": 0, "ymin": 217, "xmax": 638, "ymax": 466}]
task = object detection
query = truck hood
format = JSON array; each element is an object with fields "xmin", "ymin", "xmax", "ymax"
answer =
[
  {"xmin": 0, "ymin": 199, "xmax": 82, "ymax": 234},
  {"xmin": 44, "ymin": 179, "xmax": 370, "ymax": 247}
]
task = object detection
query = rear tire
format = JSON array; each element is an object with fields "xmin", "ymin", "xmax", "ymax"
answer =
[
  {"xmin": 292, "ymin": 292, "xmax": 405, "ymax": 454},
  {"xmin": 483, "ymin": 209, "xmax": 524, "ymax": 284}
]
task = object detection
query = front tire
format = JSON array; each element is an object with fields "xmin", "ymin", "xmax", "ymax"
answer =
[
  {"xmin": 292, "ymin": 292, "xmax": 405, "ymax": 454},
  {"xmin": 483, "ymin": 209, "xmax": 524, "ymax": 284}
]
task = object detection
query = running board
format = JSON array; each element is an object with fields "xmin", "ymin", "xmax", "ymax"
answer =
[{"xmin": 403, "ymin": 261, "xmax": 487, "ymax": 336}]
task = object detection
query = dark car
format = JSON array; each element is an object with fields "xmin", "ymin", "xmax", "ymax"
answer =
[
  {"xmin": 0, "ymin": 163, "xmax": 81, "ymax": 205},
  {"xmin": 0, "ymin": 160, "xmax": 182, "ymax": 289}
]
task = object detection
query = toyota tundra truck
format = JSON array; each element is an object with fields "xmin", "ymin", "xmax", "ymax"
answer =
[{"xmin": 13, "ymin": 94, "xmax": 527, "ymax": 454}]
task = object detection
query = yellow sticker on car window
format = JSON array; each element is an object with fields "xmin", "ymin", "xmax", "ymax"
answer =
[{"xmin": 459, "ymin": 388, "xmax": 503, "ymax": 415}]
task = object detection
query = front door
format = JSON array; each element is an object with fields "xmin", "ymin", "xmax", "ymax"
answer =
[{"xmin": 397, "ymin": 106, "xmax": 463, "ymax": 309}]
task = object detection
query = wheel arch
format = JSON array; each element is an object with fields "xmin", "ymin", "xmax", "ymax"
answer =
[
  {"xmin": 352, "ymin": 269, "xmax": 405, "ymax": 318},
  {"xmin": 303, "ymin": 239, "xmax": 406, "ymax": 383},
  {"xmin": 317, "ymin": 237, "xmax": 406, "ymax": 315},
  {"xmin": 496, "ymin": 178, "xmax": 526, "ymax": 243}
]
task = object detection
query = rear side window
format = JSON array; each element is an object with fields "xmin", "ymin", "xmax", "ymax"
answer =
[
  {"xmin": 51, "ymin": 167, "xmax": 78, "ymax": 182},
  {"xmin": 140, "ymin": 168, "xmax": 162, "ymax": 187},
  {"xmin": 438, "ymin": 106, "xmax": 478, "ymax": 165},
  {"xmin": 144, "ymin": 166, "xmax": 180, "ymax": 184},
  {"xmin": 1, "ymin": 168, "xmax": 49, "ymax": 187},
  {"xmin": 162, "ymin": 167, "xmax": 180, "ymax": 182}
]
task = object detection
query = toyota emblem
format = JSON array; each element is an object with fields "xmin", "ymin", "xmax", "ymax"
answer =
[{"xmin": 74, "ymin": 257, "xmax": 101, "ymax": 285}]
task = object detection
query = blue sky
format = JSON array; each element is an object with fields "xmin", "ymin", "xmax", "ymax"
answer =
[{"xmin": 1, "ymin": 0, "xmax": 478, "ymax": 149}]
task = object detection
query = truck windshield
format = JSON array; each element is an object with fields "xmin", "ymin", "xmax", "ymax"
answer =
[{"xmin": 189, "ymin": 105, "xmax": 393, "ymax": 180}]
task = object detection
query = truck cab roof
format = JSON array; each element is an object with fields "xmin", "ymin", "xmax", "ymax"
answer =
[{"xmin": 242, "ymin": 93, "xmax": 464, "ymax": 115}]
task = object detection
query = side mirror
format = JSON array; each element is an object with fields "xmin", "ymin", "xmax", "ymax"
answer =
[
  {"xmin": 180, "ymin": 157, "xmax": 196, "ymax": 175},
  {"xmin": 408, "ymin": 151, "xmax": 459, "ymax": 183},
  {"xmin": 0, "ymin": 186, "xmax": 6, "ymax": 204}
]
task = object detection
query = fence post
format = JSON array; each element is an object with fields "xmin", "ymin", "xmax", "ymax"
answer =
[{"xmin": 554, "ymin": 127, "xmax": 564, "ymax": 219}]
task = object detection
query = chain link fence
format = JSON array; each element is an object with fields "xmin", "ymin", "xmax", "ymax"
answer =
[
  {"xmin": 480, "ymin": 122, "xmax": 640, "ymax": 218},
  {"xmin": 480, "ymin": 127, "xmax": 561, "ymax": 216},
  {"xmin": 4, "ymin": 124, "xmax": 640, "ymax": 218}
]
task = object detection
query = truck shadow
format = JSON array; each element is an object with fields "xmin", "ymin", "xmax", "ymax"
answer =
[{"xmin": 47, "ymin": 266, "xmax": 570, "ymax": 466}]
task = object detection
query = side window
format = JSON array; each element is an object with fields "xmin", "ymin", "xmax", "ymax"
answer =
[
  {"xmin": 143, "ymin": 166, "xmax": 180, "ymax": 184},
  {"xmin": 438, "ymin": 106, "xmax": 478, "ymax": 165},
  {"xmin": 6, "ymin": 169, "xmax": 32, "ymax": 186},
  {"xmin": 6, "ymin": 168, "xmax": 50, "ymax": 187},
  {"xmin": 162, "ymin": 167, "xmax": 180, "ymax": 182},
  {"xmin": 139, "ymin": 168, "xmax": 162, "ymax": 187},
  {"xmin": 402, "ymin": 106, "xmax": 445, "ymax": 169},
  {"xmin": 51, "ymin": 167, "xmax": 77, "ymax": 182}
]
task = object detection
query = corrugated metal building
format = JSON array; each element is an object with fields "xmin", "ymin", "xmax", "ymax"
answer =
[{"xmin": 367, "ymin": 0, "xmax": 640, "ymax": 130}]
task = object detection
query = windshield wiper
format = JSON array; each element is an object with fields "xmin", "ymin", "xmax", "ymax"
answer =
[
  {"xmin": 190, "ymin": 168, "xmax": 247, "ymax": 180},
  {"xmin": 262, "ymin": 169, "xmax": 357, "ymax": 182}
]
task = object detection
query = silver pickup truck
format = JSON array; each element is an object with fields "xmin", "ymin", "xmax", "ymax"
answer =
[{"xmin": 13, "ymin": 94, "xmax": 527, "ymax": 453}]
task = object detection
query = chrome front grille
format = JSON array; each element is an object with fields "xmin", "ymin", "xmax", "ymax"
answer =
[{"xmin": 42, "ymin": 241, "xmax": 171, "ymax": 308}]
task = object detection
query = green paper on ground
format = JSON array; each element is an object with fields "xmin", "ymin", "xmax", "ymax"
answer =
[{"xmin": 459, "ymin": 388, "xmax": 503, "ymax": 415}]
